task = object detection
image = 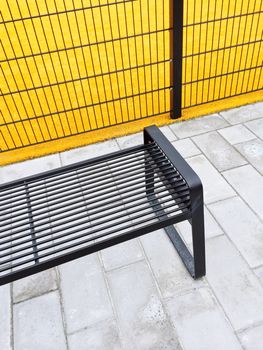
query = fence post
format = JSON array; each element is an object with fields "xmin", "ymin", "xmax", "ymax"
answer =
[{"xmin": 170, "ymin": 0, "xmax": 183, "ymax": 119}]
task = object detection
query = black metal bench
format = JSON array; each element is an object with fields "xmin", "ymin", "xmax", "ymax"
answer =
[{"xmin": 0, "ymin": 126, "xmax": 205, "ymax": 286}]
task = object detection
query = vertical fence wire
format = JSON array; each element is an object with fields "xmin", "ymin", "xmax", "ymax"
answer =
[
  {"xmin": 0, "ymin": 0, "xmax": 262, "ymax": 153},
  {"xmin": 182, "ymin": 0, "xmax": 263, "ymax": 109},
  {"xmin": 0, "ymin": 0, "xmax": 172, "ymax": 152}
]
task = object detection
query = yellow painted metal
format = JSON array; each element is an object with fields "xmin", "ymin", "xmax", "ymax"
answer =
[{"xmin": 0, "ymin": 0, "xmax": 262, "ymax": 165}]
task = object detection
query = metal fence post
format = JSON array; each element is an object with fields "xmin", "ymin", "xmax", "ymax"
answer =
[{"xmin": 170, "ymin": 0, "xmax": 184, "ymax": 119}]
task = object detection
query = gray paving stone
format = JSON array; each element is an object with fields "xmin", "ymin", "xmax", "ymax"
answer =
[
  {"xmin": 107, "ymin": 260, "xmax": 182, "ymax": 350},
  {"xmin": 208, "ymin": 197, "xmax": 263, "ymax": 268},
  {"xmin": 13, "ymin": 269, "xmax": 57, "ymax": 303},
  {"xmin": 175, "ymin": 206, "xmax": 224, "ymax": 245},
  {"xmin": 159, "ymin": 125, "xmax": 178, "ymax": 141},
  {"xmin": 220, "ymin": 102, "xmax": 263, "ymax": 125},
  {"xmin": 169, "ymin": 114, "xmax": 228, "ymax": 138},
  {"xmin": 172, "ymin": 138, "xmax": 201, "ymax": 158},
  {"xmin": 218, "ymin": 124, "xmax": 256, "ymax": 145},
  {"xmin": 238, "ymin": 323, "xmax": 263, "ymax": 350},
  {"xmin": 0, "ymin": 154, "xmax": 61, "ymax": 183},
  {"xmin": 116, "ymin": 132, "xmax": 143, "ymax": 149},
  {"xmin": 100, "ymin": 239, "xmax": 144, "ymax": 271},
  {"xmin": 206, "ymin": 236, "xmax": 263, "ymax": 331},
  {"xmin": 223, "ymin": 165, "xmax": 263, "ymax": 219},
  {"xmin": 0, "ymin": 285, "xmax": 12, "ymax": 350},
  {"xmin": 245, "ymin": 118, "xmax": 263, "ymax": 140},
  {"xmin": 166, "ymin": 288, "xmax": 242, "ymax": 350},
  {"xmin": 192, "ymin": 132, "xmax": 247, "ymax": 171},
  {"xmin": 68, "ymin": 319, "xmax": 122, "ymax": 350},
  {"xmin": 235, "ymin": 138, "xmax": 263, "ymax": 175},
  {"xmin": 14, "ymin": 291, "xmax": 67, "ymax": 350},
  {"xmin": 186, "ymin": 155, "xmax": 236, "ymax": 204},
  {"xmin": 60, "ymin": 139, "xmax": 120, "ymax": 165},
  {"xmin": 59, "ymin": 254, "xmax": 113, "ymax": 334},
  {"xmin": 140, "ymin": 229, "xmax": 205, "ymax": 298}
]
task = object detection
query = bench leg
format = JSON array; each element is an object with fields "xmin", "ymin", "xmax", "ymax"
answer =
[
  {"xmin": 147, "ymin": 192, "xmax": 206, "ymax": 279},
  {"xmin": 164, "ymin": 206, "xmax": 205, "ymax": 279},
  {"xmin": 143, "ymin": 128, "xmax": 205, "ymax": 278},
  {"xmin": 191, "ymin": 202, "xmax": 206, "ymax": 278},
  {"xmin": 166, "ymin": 196, "xmax": 206, "ymax": 279}
]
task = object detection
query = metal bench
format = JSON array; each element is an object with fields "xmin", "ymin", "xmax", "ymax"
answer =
[{"xmin": 0, "ymin": 125, "xmax": 205, "ymax": 286}]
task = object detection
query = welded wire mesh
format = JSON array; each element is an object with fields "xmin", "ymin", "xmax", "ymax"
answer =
[
  {"xmin": 182, "ymin": 0, "xmax": 263, "ymax": 108},
  {"xmin": 0, "ymin": 0, "xmax": 262, "ymax": 153},
  {"xmin": 0, "ymin": 0, "xmax": 172, "ymax": 152}
]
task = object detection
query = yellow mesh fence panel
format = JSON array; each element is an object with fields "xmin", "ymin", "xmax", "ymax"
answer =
[
  {"xmin": 0, "ymin": 0, "xmax": 262, "ymax": 164},
  {"xmin": 182, "ymin": 0, "xmax": 263, "ymax": 108}
]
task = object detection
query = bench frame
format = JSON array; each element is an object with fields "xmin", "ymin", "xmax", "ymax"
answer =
[
  {"xmin": 145, "ymin": 126, "xmax": 205, "ymax": 278},
  {"xmin": 0, "ymin": 126, "xmax": 205, "ymax": 286}
]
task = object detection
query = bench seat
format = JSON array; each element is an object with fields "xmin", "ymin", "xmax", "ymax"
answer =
[{"xmin": 0, "ymin": 126, "xmax": 205, "ymax": 285}]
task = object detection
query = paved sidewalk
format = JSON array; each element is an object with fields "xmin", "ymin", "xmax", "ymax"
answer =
[{"xmin": 0, "ymin": 101, "xmax": 263, "ymax": 350}]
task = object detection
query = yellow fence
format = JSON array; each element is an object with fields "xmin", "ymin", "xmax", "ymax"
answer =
[{"xmin": 0, "ymin": 0, "xmax": 262, "ymax": 165}]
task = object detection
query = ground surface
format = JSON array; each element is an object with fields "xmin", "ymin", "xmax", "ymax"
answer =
[{"xmin": 0, "ymin": 101, "xmax": 263, "ymax": 350}]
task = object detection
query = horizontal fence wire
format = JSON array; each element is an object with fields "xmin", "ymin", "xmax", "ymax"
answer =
[
  {"xmin": 0, "ymin": 0, "xmax": 262, "ymax": 152},
  {"xmin": 0, "ymin": 0, "xmax": 172, "ymax": 152},
  {"xmin": 182, "ymin": 0, "xmax": 263, "ymax": 108}
]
